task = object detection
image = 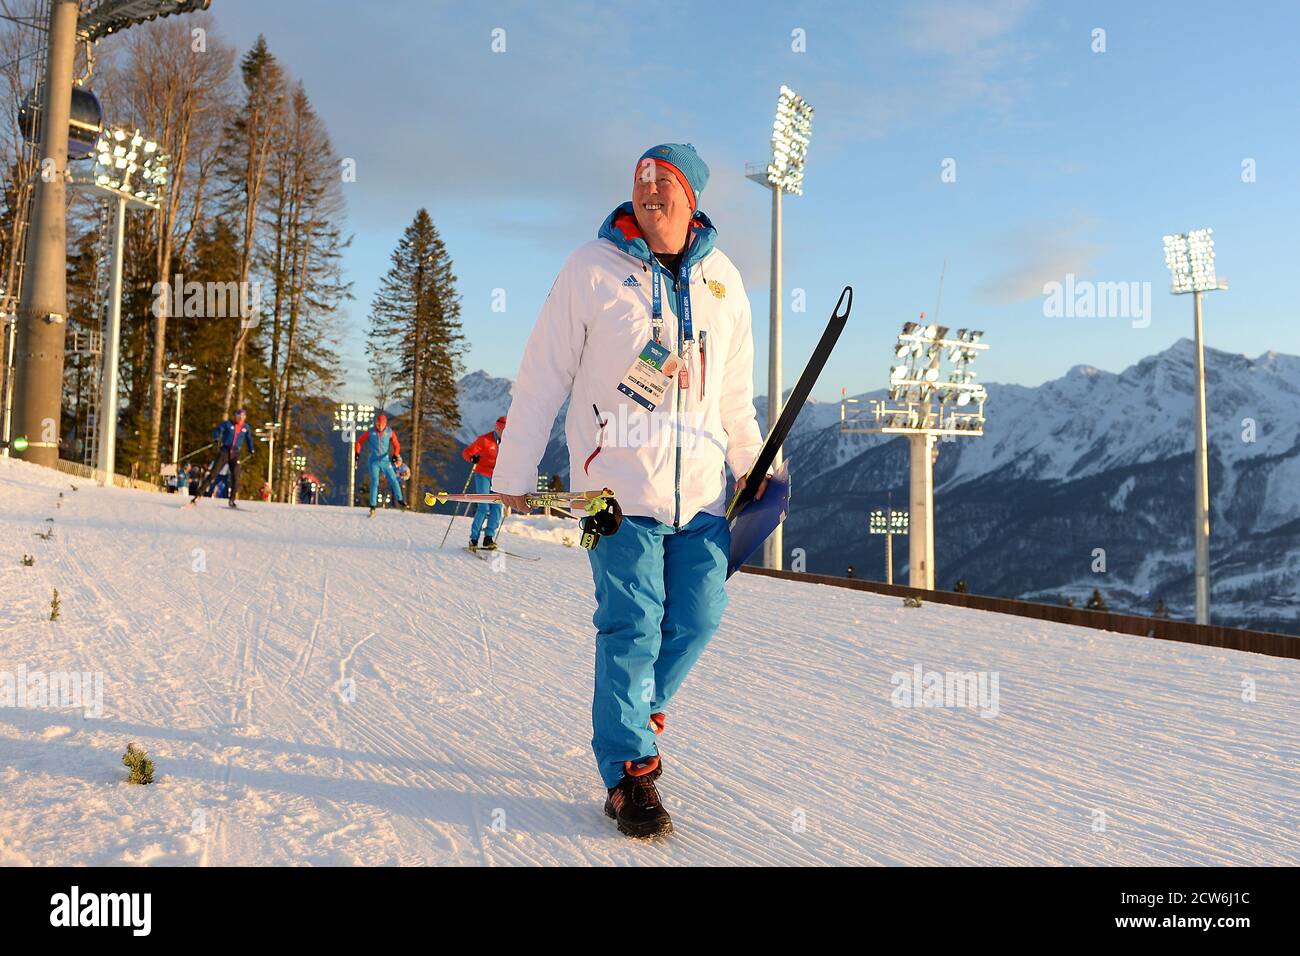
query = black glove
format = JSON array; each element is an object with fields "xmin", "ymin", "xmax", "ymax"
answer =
[
  {"xmin": 579, "ymin": 496, "xmax": 623, "ymax": 549},
  {"xmin": 470, "ymin": 454, "xmax": 481, "ymax": 465}
]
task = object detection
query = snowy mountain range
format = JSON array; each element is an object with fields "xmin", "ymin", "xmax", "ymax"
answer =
[{"xmin": 453, "ymin": 339, "xmax": 1300, "ymax": 635}]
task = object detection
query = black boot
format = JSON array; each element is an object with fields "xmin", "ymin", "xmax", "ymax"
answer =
[
  {"xmin": 481, "ymin": 536, "xmax": 497, "ymax": 550},
  {"xmin": 468, "ymin": 538, "xmax": 479, "ymax": 551},
  {"xmin": 604, "ymin": 756, "xmax": 672, "ymax": 838}
]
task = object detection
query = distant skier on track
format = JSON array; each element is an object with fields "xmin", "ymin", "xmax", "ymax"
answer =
[
  {"xmin": 462, "ymin": 415, "xmax": 507, "ymax": 551},
  {"xmin": 354, "ymin": 411, "xmax": 407, "ymax": 516},
  {"xmin": 493, "ymin": 143, "xmax": 769, "ymax": 839},
  {"xmin": 189, "ymin": 408, "xmax": 255, "ymax": 508}
]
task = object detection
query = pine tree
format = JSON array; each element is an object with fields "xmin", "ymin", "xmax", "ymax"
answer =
[
  {"xmin": 217, "ymin": 35, "xmax": 286, "ymax": 417},
  {"xmin": 366, "ymin": 210, "xmax": 464, "ymax": 509},
  {"xmin": 118, "ymin": 15, "xmax": 235, "ymax": 477},
  {"xmin": 1086, "ymin": 588, "xmax": 1107, "ymax": 611},
  {"xmin": 261, "ymin": 83, "xmax": 349, "ymax": 499}
]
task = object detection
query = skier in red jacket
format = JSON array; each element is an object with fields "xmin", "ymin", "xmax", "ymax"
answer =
[{"xmin": 462, "ymin": 415, "xmax": 506, "ymax": 549}]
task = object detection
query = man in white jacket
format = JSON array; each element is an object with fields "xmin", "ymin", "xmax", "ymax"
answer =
[{"xmin": 493, "ymin": 143, "xmax": 766, "ymax": 838}]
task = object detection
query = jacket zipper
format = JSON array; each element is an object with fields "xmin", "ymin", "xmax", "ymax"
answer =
[
  {"xmin": 699, "ymin": 330, "xmax": 707, "ymax": 401},
  {"xmin": 673, "ymin": 261, "xmax": 684, "ymax": 531}
]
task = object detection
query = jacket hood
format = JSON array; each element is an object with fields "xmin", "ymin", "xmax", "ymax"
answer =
[{"xmin": 598, "ymin": 201, "xmax": 717, "ymax": 267}]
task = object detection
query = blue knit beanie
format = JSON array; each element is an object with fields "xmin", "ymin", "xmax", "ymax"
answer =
[{"xmin": 637, "ymin": 143, "xmax": 709, "ymax": 210}]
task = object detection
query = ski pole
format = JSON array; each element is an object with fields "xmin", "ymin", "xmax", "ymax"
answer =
[
  {"xmin": 179, "ymin": 441, "xmax": 216, "ymax": 463},
  {"xmin": 438, "ymin": 463, "xmax": 477, "ymax": 549}
]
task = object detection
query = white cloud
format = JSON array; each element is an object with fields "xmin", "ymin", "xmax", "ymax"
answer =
[{"xmin": 977, "ymin": 218, "xmax": 1104, "ymax": 304}]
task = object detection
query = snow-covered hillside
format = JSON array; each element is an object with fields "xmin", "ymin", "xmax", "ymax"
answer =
[{"xmin": 1, "ymin": 458, "xmax": 1296, "ymax": 865}]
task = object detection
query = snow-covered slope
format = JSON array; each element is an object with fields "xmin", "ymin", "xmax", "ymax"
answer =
[{"xmin": 1, "ymin": 458, "xmax": 1295, "ymax": 866}]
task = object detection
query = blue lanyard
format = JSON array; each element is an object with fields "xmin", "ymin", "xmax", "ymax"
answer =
[{"xmin": 649, "ymin": 249, "xmax": 694, "ymax": 348}]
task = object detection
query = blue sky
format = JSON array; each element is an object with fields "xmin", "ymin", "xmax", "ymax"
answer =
[{"xmin": 211, "ymin": 0, "xmax": 1300, "ymax": 403}]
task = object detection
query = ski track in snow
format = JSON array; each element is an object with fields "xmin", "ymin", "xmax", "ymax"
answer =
[{"xmin": 0, "ymin": 457, "xmax": 1296, "ymax": 866}]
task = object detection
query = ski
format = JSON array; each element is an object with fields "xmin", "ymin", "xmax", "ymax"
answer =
[
  {"xmin": 464, "ymin": 546, "xmax": 540, "ymax": 562},
  {"xmin": 428, "ymin": 488, "xmax": 622, "ymax": 550},
  {"xmin": 424, "ymin": 487, "xmax": 614, "ymax": 509},
  {"xmin": 725, "ymin": 285, "xmax": 852, "ymax": 577},
  {"xmin": 726, "ymin": 286, "xmax": 851, "ymax": 520}
]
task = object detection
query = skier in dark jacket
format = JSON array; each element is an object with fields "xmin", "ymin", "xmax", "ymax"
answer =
[{"xmin": 189, "ymin": 409, "xmax": 255, "ymax": 508}]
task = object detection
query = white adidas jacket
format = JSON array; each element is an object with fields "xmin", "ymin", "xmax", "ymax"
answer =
[{"xmin": 493, "ymin": 207, "xmax": 764, "ymax": 528}]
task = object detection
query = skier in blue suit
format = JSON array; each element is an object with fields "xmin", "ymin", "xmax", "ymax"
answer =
[{"xmin": 354, "ymin": 411, "xmax": 407, "ymax": 516}]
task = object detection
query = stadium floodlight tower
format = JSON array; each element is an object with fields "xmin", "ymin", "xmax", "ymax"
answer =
[
  {"xmin": 162, "ymin": 361, "xmax": 194, "ymax": 465},
  {"xmin": 8, "ymin": 0, "xmax": 208, "ymax": 469},
  {"xmin": 869, "ymin": 504, "xmax": 909, "ymax": 586},
  {"xmin": 68, "ymin": 126, "xmax": 168, "ymax": 481},
  {"xmin": 841, "ymin": 320, "xmax": 989, "ymax": 590},
  {"xmin": 255, "ymin": 420, "xmax": 280, "ymax": 490},
  {"xmin": 332, "ymin": 402, "xmax": 373, "ymax": 507},
  {"xmin": 745, "ymin": 84, "xmax": 813, "ymax": 571},
  {"xmin": 1162, "ymin": 227, "xmax": 1227, "ymax": 626}
]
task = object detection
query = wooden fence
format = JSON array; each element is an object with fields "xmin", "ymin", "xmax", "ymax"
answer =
[
  {"xmin": 51, "ymin": 458, "xmax": 162, "ymax": 493},
  {"xmin": 738, "ymin": 566, "xmax": 1300, "ymax": 661}
]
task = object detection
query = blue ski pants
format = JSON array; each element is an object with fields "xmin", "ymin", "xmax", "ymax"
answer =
[
  {"xmin": 586, "ymin": 510, "xmax": 730, "ymax": 788},
  {"xmin": 367, "ymin": 457, "xmax": 405, "ymax": 508},
  {"xmin": 470, "ymin": 472, "xmax": 502, "ymax": 540}
]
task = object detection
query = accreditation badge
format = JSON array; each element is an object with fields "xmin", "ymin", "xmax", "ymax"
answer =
[{"xmin": 616, "ymin": 339, "xmax": 680, "ymax": 412}]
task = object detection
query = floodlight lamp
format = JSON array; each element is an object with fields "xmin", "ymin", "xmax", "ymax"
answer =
[{"xmin": 901, "ymin": 321, "xmax": 919, "ymax": 336}]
